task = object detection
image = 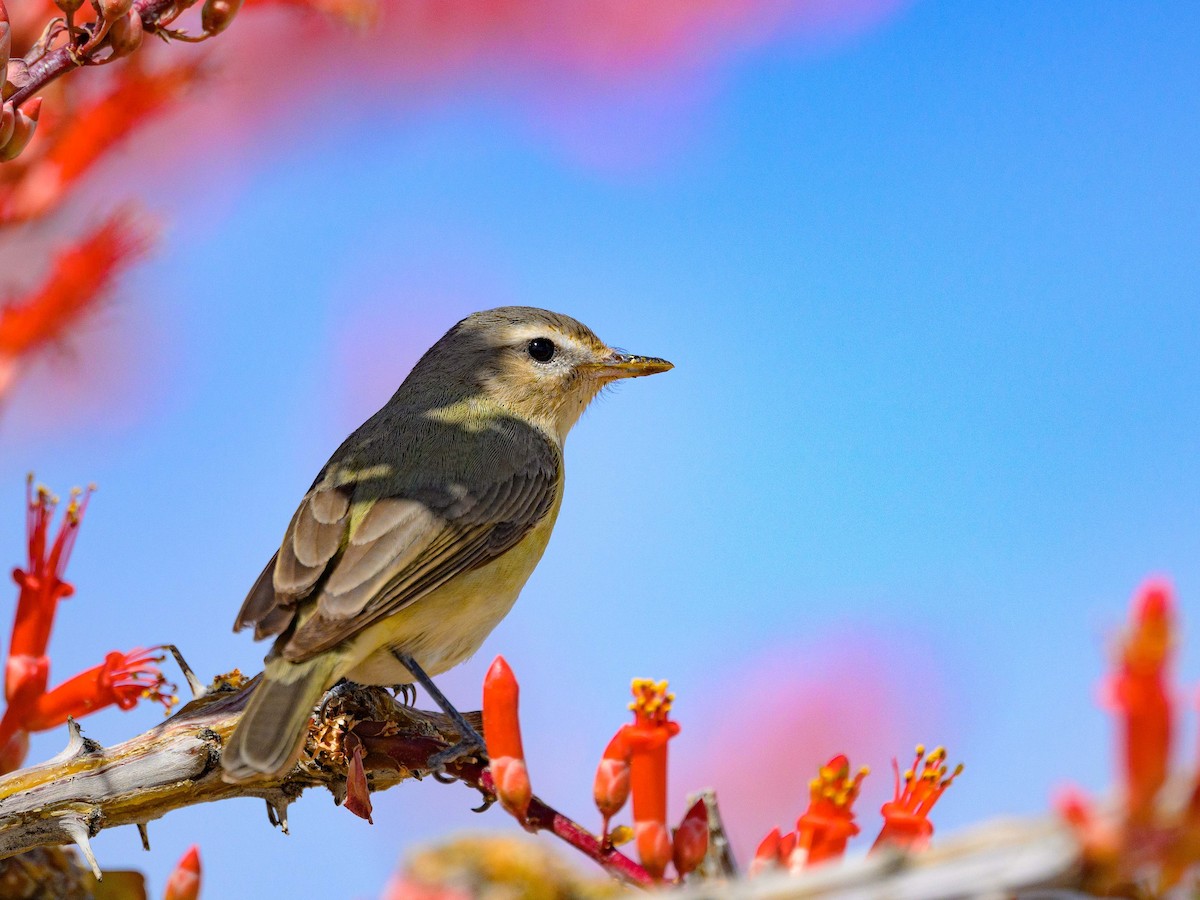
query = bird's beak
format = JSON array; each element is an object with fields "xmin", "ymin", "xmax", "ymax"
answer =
[{"xmin": 589, "ymin": 351, "xmax": 674, "ymax": 380}]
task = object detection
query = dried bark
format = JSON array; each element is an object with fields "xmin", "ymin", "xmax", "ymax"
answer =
[{"xmin": 0, "ymin": 675, "xmax": 650, "ymax": 886}]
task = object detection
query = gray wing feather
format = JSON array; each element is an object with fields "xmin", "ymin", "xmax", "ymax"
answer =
[
  {"xmin": 290, "ymin": 491, "xmax": 348, "ymax": 568},
  {"xmin": 233, "ymin": 412, "xmax": 559, "ymax": 660},
  {"xmin": 273, "ymin": 487, "xmax": 350, "ymax": 598},
  {"xmin": 322, "ymin": 500, "xmax": 438, "ymax": 611},
  {"xmin": 282, "ymin": 435, "xmax": 558, "ymax": 660},
  {"xmin": 234, "ymin": 553, "xmax": 279, "ymax": 634}
]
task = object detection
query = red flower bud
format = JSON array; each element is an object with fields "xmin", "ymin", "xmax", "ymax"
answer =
[
  {"xmin": 749, "ymin": 827, "xmax": 781, "ymax": 878},
  {"xmin": 96, "ymin": 0, "xmax": 133, "ymax": 20},
  {"xmin": 343, "ymin": 737, "xmax": 373, "ymax": 823},
  {"xmin": 594, "ymin": 729, "xmax": 632, "ymax": 825},
  {"xmin": 108, "ymin": 10, "xmax": 143, "ymax": 58},
  {"xmin": 0, "ymin": 17, "xmax": 9, "ymax": 92},
  {"xmin": 672, "ymin": 798, "xmax": 708, "ymax": 878},
  {"xmin": 1109, "ymin": 580, "xmax": 1173, "ymax": 825},
  {"xmin": 482, "ymin": 656, "xmax": 531, "ymax": 820},
  {"xmin": 163, "ymin": 845, "xmax": 201, "ymax": 900},
  {"xmin": 201, "ymin": 0, "xmax": 243, "ymax": 35},
  {"xmin": 0, "ymin": 104, "xmax": 13, "ymax": 149},
  {"xmin": 0, "ymin": 98, "xmax": 40, "ymax": 163}
]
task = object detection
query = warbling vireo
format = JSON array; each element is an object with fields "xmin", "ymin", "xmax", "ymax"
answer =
[{"xmin": 222, "ymin": 307, "xmax": 672, "ymax": 781}]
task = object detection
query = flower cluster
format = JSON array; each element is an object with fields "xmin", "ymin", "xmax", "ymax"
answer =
[
  {"xmin": 750, "ymin": 745, "xmax": 959, "ymax": 875},
  {"xmin": 482, "ymin": 659, "xmax": 707, "ymax": 883},
  {"xmin": 0, "ymin": 0, "xmax": 374, "ymax": 409},
  {"xmin": 482, "ymin": 656, "xmax": 960, "ymax": 884},
  {"xmin": 0, "ymin": 477, "xmax": 175, "ymax": 773}
]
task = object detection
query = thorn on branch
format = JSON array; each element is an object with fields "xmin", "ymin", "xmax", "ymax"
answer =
[
  {"xmin": 265, "ymin": 796, "xmax": 291, "ymax": 834},
  {"xmin": 165, "ymin": 645, "xmax": 207, "ymax": 700},
  {"xmin": 45, "ymin": 717, "xmax": 101, "ymax": 766},
  {"xmin": 137, "ymin": 821, "xmax": 150, "ymax": 851},
  {"xmin": 60, "ymin": 814, "xmax": 101, "ymax": 880}
]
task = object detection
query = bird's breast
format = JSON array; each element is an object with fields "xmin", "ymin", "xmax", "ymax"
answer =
[{"xmin": 343, "ymin": 478, "xmax": 564, "ymax": 685}]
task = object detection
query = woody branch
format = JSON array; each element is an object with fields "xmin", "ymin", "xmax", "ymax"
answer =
[
  {"xmin": 0, "ymin": 675, "xmax": 651, "ymax": 885},
  {"xmin": 5, "ymin": 0, "xmax": 175, "ymax": 109}
]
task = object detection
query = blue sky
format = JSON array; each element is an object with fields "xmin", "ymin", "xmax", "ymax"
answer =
[{"xmin": 4, "ymin": 2, "xmax": 1200, "ymax": 895}]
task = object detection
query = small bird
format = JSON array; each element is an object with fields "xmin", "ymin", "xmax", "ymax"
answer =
[{"xmin": 223, "ymin": 307, "xmax": 672, "ymax": 781}]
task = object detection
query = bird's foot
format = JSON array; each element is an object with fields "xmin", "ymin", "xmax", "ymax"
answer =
[
  {"xmin": 315, "ymin": 679, "xmax": 354, "ymax": 719},
  {"xmin": 426, "ymin": 733, "xmax": 487, "ymax": 778},
  {"xmin": 391, "ymin": 683, "xmax": 417, "ymax": 707}
]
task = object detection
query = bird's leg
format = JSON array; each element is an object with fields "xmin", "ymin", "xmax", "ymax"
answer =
[{"xmin": 391, "ymin": 651, "xmax": 486, "ymax": 772}]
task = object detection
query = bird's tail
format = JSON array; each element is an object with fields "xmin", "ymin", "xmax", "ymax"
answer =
[{"xmin": 222, "ymin": 654, "xmax": 338, "ymax": 782}]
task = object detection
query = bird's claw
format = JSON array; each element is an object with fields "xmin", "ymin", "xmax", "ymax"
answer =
[
  {"xmin": 391, "ymin": 684, "xmax": 417, "ymax": 707},
  {"xmin": 425, "ymin": 736, "xmax": 486, "ymax": 780},
  {"xmin": 315, "ymin": 679, "xmax": 354, "ymax": 719}
]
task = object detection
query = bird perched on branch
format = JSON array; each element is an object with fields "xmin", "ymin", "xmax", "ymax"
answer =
[{"xmin": 223, "ymin": 307, "xmax": 672, "ymax": 781}]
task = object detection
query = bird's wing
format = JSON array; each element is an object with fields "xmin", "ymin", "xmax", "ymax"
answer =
[
  {"xmin": 233, "ymin": 413, "xmax": 560, "ymax": 660},
  {"xmin": 232, "ymin": 482, "xmax": 354, "ymax": 640}
]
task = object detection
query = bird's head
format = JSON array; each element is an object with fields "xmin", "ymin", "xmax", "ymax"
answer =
[{"xmin": 408, "ymin": 306, "xmax": 673, "ymax": 443}]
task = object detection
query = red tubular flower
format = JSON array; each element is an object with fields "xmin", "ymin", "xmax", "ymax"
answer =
[
  {"xmin": 0, "ymin": 480, "xmax": 176, "ymax": 773},
  {"xmin": 872, "ymin": 745, "xmax": 962, "ymax": 853},
  {"xmin": 482, "ymin": 655, "xmax": 531, "ymax": 820},
  {"xmin": 0, "ymin": 729, "xmax": 28, "ymax": 776},
  {"xmin": 1, "ymin": 63, "xmax": 200, "ymax": 223},
  {"xmin": 20, "ymin": 648, "xmax": 175, "ymax": 731},
  {"xmin": 794, "ymin": 754, "xmax": 868, "ymax": 867},
  {"xmin": 1, "ymin": 479, "xmax": 91, "ymax": 751},
  {"xmin": 1109, "ymin": 580, "xmax": 1173, "ymax": 825},
  {"xmin": 9, "ymin": 479, "xmax": 88, "ymax": 666},
  {"xmin": 622, "ymin": 678, "xmax": 680, "ymax": 880},
  {"xmin": 0, "ymin": 213, "xmax": 150, "ymax": 397},
  {"xmin": 163, "ymin": 845, "xmax": 201, "ymax": 900},
  {"xmin": 672, "ymin": 797, "xmax": 708, "ymax": 879}
]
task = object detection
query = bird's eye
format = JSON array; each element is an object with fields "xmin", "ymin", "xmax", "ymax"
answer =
[{"xmin": 527, "ymin": 337, "xmax": 556, "ymax": 363}]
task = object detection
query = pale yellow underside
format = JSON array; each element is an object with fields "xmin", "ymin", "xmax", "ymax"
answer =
[{"xmin": 338, "ymin": 479, "xmax": 563, "ymax": 685}]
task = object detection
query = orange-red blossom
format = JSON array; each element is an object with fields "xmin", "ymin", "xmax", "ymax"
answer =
[
  {"xmin": 751, "ymin": 754, "xmax": 868, "ymax": 874},
  {"xmin": 797, "ymin": 754, "xmax": 869, "ymax": 865},
  {"xmin": 591, "ymin": 678, "xmax": 682, "ymax": 880},
  {"xmin": 1109, "ymin": 579, "xmax": 1173, "ymax": 825},
  {"xmin": 872, "ymin": 745, "xmax": 962, "ymax": 853},
  {"xmin": 751, "ymin": 746, "xmax": 959, "ymax": 875},
  {"xmin": 0, "ymin": 478, "xmax": 174, "ymax": 772}
]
